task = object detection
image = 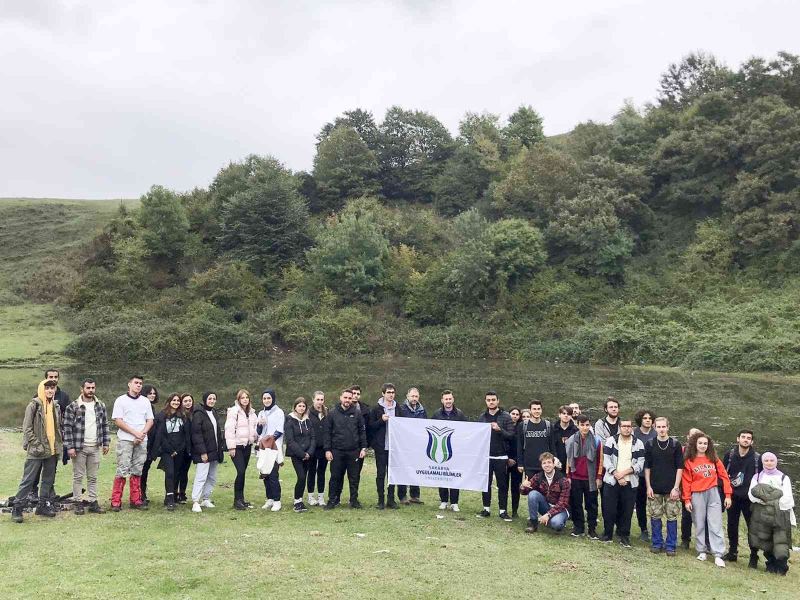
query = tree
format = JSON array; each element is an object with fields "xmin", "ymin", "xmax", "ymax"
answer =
[
  {"xmin": 484, "ymin": 218, "xmax": 547, "ymax": 289},
  {"xmin": 313, "ymin": 125, "xmax": 380, "ymax": 213},
  {"xmin": 377, "ymin": 106, "xmax": 454, "ymax": 201},
  {"xmin": 307, "ymin": 201, "xmax": 390, "ymax": 303},
  {"xmin": 433, "ymin": 142, "xmax": 497, "ymax": 216},
  {"xmin": 218, "ymin": 157, "xmax": 311, "ymax": 275},
  {"xmin": 317, "ymin": 108, "xmax": 380, "ymax": 151},
  {"xmin": 503, "ymin": 105, "xmax": 545, "ymax": 149},
  {"xmin": 658, "ymin": 52, "xmax": 734, "ymax": 109},
  {"xmin": 137, "ymin": 185, "xmax": 190, "ymax": 264},
  {"xmin": 458, "ymin": 111, "xmax": 502, "ymax": 146}
]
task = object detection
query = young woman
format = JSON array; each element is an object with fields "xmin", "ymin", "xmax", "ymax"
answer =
[
  {"xmin": 748, "ymin": 452, "xmax": 796, "ymax": 575},
  {"xmin": 140, "ymin": 384, "xmax": 160, "ymax": 506},
  {"xmin": 521, "ymin": 409, "xmax": 531, "ymax": 424},
  {"xmin": 224, "ymin": 389, "xmax": 258, "ymax": 510},
  {"xmin": 306, "ymin": 391, "xmax": 328, "ymax": 506},
  {"xmin": 284, "ymin": 397, "xmax": 316, "ymax": 512},
  {"xmin": 149, "ymin": 393, "xmax": 191, "ymax": 510},
  {"xmin": 682, "ymin": 431, "xmax": 732, "ymax": 567},
  {"xmin": 257, "ymin": 388, "xmax": 285, "ymax": 511},
  {"xmin": 190, "ymin": 392, "xmax": 226, "ymax": 513},
  {"xmin": 175, "ymin": 393, "xmax": 194, "ymax": 503},
  {"xmin": 507, "ymin": 406, "xmax": 523, "ymax": 518}
]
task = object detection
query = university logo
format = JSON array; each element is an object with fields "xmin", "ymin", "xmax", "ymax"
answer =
[{"xmin": 425, "ymin": 426, "xmax": 455, "ymax": 463}]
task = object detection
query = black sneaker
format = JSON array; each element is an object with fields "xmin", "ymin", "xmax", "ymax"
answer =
[
  {"xmin": 476, "ymin": 509, "xmax": 490, "ymax": 518},
  {"xmin": 587, "ymin": 529, "xmax": 599, "ymax": 540},
  {"xmin": 87, "ymin": 501, "xmax": 105, "ymax": 514},
  {"xmin": 74, "ymin": 502, "xmax": 85, "ymax": 515},
  {"xmin": 376, "ymin": 501, "xmax": 385, "ymax": 510},
  {"xmin": 620, "ymin": 536, "xmax": 632, "ymax": 548},
  {"xmin": 323, "ymin": 502, "xmax": 337, "ymax": 511},
  {"xmin": 11, "ymin": 506, "xmax": 24, "ymax": 523},
  {"xmin": 386, "ymin": 500, "xmax": 400, "ymax": 509},
  {"xmin": 639, "ymin": 531, "xmax": 649, "ymax": 542},
  {"xmin": 294, "ymin": 502, "xmax": 307, "ymax": 513},
  {"xmin": 722, "ymin": 552, "xmax": 738, "ymax": 562},
  {"xmin": 748, "ymin": 553, "xmax": 759, "ymax": 569},
  {"xmin": 349, "ymin": 500, "xmax": 363, "ymax": 509},
  {"xmin": 570, "ymin": 529, "xmax": 584, "ymax": 537},
  {"xmin": 680, "ymin": 539, "xmax": 691, "ymax": 550},
  {"xmin": 599, "ymin": 534, "xmax": 613, "ymax": 543},
  {"xmin": 499, "ymin": 511, "xmax": 513, "ymax": 522}
]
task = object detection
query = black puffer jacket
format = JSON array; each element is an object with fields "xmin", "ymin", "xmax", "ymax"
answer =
[
  {"xmin": 323, "ymin": 403, "xmax": 367, "ymax": 451},
  {"xmin": 149, "ymin": 411, "xmax": 191, "ymax": 459},
  {"xmin": 284, "ymin": 412, "xmax": 316, "ymax": 458},
  {"xmin": 191, "ymin": 404, "xmax": 226, "ymax": 464},
  {"xmin": 308, "ymin": 407, "xmax": 326, "ymax": 449},
  {"xmin": 477, "ymin": 409, "xmax": 516, "ymax": 456},
  {"xmin": 431, "ymin": 407, "xmax": 468, "ymax": 422}
]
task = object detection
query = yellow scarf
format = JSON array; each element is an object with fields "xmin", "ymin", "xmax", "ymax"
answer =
[{"xmin": 38, "ymin": 380, "xmax": 57, "ymax": 455}]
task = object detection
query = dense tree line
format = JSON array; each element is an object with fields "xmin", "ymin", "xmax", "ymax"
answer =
[{"xmin": 61, "ymin": 52, "xmax": 800, "ymax": 371}]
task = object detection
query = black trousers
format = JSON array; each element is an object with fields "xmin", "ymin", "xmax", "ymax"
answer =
[
  {"xmin": 141, "ymin": 457, "xmax": 154, "ymax": 499},
  {"xmin": 328, "ymin": 449, "xmax": 360, "ymax": 504},
  {"xmin": 307, "ymin": 447, "xmax": 327, "ymax": 494},
  {"xmin": 397, "ymin": 484, "xmax": 420, "ymax": 500},
  {"xmin": 262, "ymin": 465, "xmax": 281, "ymax": 501},
  {"xmin": 177, "ymin": 454, "xmax": 191, "ymax": 498},
  {"xmin": 374, "ymin": 448, "xmax": 396, "ymax": 502},
  {"xmin": 728, "ymin": 495, "xmax": 755, "ymax": 554},
  {"xmin": 483, "ymin": 458, "xmax": 509, "ymax": 512},
  {"xmin": 569, "ymin": 478, "xmax": 599, "ymax": 532},
  {"xmin": 159, "ymin": 452, "xmax": 187, "ymax": 498},
  {"xmin": 601, "ymin": 483, "xmax": 636, "ymax": 538},
  {"xmin": 635, "ymin": 480, "xmax": 648, "ymax": 533},
  {"xmin": 291, "ymin": 457, "xmax": 310, "ymax": 500},
  {"xmin": 439, "ymin": 488, "xmax": 460, "ymax": 504},
  {"xmin": 508, "ymin": 465, "xmax": 522, "ymax": 514},
  {"xmin": 231, "ymin": 444, "xmax": 252, "ymax": 502}
]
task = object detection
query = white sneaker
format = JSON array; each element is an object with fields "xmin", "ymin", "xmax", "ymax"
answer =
[
  {"xmin": 308, "ymin": 494, "xmax": 317, "ymax": 506},
  {"xmin": 696, "ymin": 553, "xmax": 707, "ymax": 561},
  {"xmin": 714, "ymin": 557, "xmax": 725, "ymax": 568},
  {"xmin": 262, "ymin": 500, "xmax": 274, "ymax": 510},
  {"xmin": 200, "ymin": 499, "xmax": 215, "ymax": 508},
  {"xmin": 192, "ymin": 502, "xmax": 202, "ymax": 513},
  {"xmin": 317, "ymin": 493, "xmax": 325, "ymax": 505},
  {"xmin": 451, "ymin": 504, "xmax": 460, "ymax": 512},
  {"xmin": 439, "ymin": 502, "xmax": 448, "ymax": 510},
  {"xmin": 271, "ymin": 501, "xmax": 282, "ymax": 512}
]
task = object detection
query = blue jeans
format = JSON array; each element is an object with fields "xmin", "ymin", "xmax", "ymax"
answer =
[{"xmin": 527, "ymin": 490, "xmax": 569, "ymax": 530}]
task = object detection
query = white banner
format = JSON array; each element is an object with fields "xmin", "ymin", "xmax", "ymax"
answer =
[{"xmin": 388, "ymin": 417, "xmax": 490, "ymax": 491}]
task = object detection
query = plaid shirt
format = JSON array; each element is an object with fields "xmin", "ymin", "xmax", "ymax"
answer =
[
  {"xmin": 522, "ymin": 470, "xmax": 572, "ymax": 517},
  {"xmin": 63, "ymin": 396, "xmax": 111, "ymax": 451}
]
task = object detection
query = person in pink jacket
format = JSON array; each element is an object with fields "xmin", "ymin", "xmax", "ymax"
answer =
[{"xmin": 225, "ymin": 389, "xmax": 258, "ymax": 510}]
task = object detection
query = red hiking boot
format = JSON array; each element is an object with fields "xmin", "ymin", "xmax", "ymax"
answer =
[
  {"xmin": 111, "ymin": 476, "xmax": 126, "ymax": 511},
  {"xmin": 129, "ymin": 475, "xmax": 148, "ymax": 510}
]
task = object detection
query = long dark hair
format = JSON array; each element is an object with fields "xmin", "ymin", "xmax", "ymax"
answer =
[
  {"xmin": 684, "ymin": 431, "xmax": 719, "ymax": 463},
  {"xmin": 142, "ymin": 384, "xmax": 159, "ymax": 404},
  {"xmin": 164, "ymin": 393, "xmax": 181, "ymax": 418}
]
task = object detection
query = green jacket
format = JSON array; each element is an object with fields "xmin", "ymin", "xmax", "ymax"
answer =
[
  {"xmin": 748, "ymin": 482, "xmax": 792, "ymax": 560},
  {"xmin": 21, "ymin": 396, "xmax": 63, "ymax": 459}
]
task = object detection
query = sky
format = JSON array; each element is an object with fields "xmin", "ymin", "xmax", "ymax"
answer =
[{"xmin": 1, "ymin": 0, "xmax": 798, "ymax": 199}]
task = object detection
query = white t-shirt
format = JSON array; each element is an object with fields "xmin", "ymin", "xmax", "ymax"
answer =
[
  {"xmin": 79, "ymin": 398, "xmax": 98, "ymax": 446},
  {"xmin": 112, "ymin": 394, "xmax": 154, "ymax": 442}
]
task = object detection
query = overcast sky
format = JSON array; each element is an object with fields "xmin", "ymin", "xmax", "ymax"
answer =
[{"xmin": 2, "ymin": 0, "xmax": 798, "ymax": 199}]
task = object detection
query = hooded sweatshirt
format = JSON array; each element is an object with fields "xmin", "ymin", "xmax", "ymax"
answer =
[
  {"xmin": 284, "ymin": 410, "xmax": 315, "ymax": 458},
  {"xmin": 682, "ymin": 455, "xmax": 733, "ymax": 502}
]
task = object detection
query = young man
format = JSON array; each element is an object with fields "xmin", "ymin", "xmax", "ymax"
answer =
[
  {"xmin": 600, "ymin": 418, "xmax": 645, "ymax": 548},
  {"xmin": 565, "ymin": 415, "xmax": 602, "ymax": 539},
  {"xmin": 367, "ymin": 387, "xmax": 399, "ymax": 510},
  {"xmin": 110, "ymin": 375, "xmax": 154, "ymax": 511},
  {"xmin": 476, "ymin": 391, "xmax": 515, "ymax": 522},
  {"xmin": 722, "ymin": 429, "xmax": 762, "ymax": 567},
  {"xmin": 644, "ymin": 417, "xmax": 683, "ymax": 555},
  {"xmin": 63, "ymin": 379, "xmax": 110, "ymax": 515},
  {"xmin": 397, "ymin": 387, "xmax": 427, "ymax": 504},
  {"xmin": 594, "ymin": 396, "xmax": 620, "ymax": 443},
  {"xmin": 516, "ymin": 400, "xmax": 554, "ymax": 478},
  {"xmin": 29, "ymin": 369, "xmax": 71, "ymax": 498},
  {"xmin": 323, "ymin": 388, "xmax": 367, "ymax": 510},
  {"xmin": 523, "ymin": 452, "xmax": 571, "ymax": 533},
  {"xmin": 351, "ymin": 384, "xmax": 370, "ymax": 478},
  {"xmin": 431, "ymin": 390, "xmax": 468, "ymax": 512},
  {"xmin": 11, "ymin": 380, "xmax": 62, "ymax": 523},
  {"xmin": 551, "ymin": 405, "xmax": 577, "ymax": 472},
  {"xmin": 633, "ymin": 409, "xmax": 657, "ymax": 541},
  {"xmin": 568, "ymin": 402, "xmax": 581, "ymax": 425}
]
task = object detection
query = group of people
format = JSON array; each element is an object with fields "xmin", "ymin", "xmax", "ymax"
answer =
[{"xmin": 9, "ymin": 371, "xmax": 796, "ymax": 576}]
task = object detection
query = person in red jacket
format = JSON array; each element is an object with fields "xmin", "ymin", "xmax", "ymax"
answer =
[{"xmin": 682, "ymin": 431, "xmax": 733, "ymax": 567}]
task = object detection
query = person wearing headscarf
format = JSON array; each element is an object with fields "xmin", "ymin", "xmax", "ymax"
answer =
[
  {"xmin": 748, "ymin": 452, "xmax": 796, "ymax": 575},
  {"xmin": 10, "ymin": 379, "xmax": 63, "ymax": 523},
  {"xmin": 257, "ymin": 388, "xmax": 285, "ymax": 511},
  {"xmin": 189, "ymin": 392, "xmax": 226, "ymax": 513}
]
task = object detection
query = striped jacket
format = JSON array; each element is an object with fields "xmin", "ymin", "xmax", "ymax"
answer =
[
  {"xmin": 602, "ymin": 434, "xmax": 645, "ymax": 488},
  {"xmin": 63, "ymin": 396, "xmax": 111, "ymax": 451}
]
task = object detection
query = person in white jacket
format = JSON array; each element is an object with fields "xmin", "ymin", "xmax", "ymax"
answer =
[
  {"xmin": 257, "ymin": 388, "xmax": 285, "ymax": 511},
  {"xmin": 224, "ymin": 389, "xmax": 257, "ymax": 510}
]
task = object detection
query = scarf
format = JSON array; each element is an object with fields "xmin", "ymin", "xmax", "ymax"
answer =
[{"xmin": 758, "ymin": 451, "xmax": 783, "ymax": 481}]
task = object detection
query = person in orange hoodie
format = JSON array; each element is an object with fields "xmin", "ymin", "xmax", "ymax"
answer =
[{"xmin": 682, "ymin": 431, "xmax": 733, "ymax": 567}]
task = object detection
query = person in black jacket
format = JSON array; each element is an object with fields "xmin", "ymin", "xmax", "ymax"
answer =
[
  {"xmin": 507, "ymin": 406, "xmax": 523, "ymax": 518},
  {"xmin": 397, "ymin": 386, "xmax": 427, "ymax": 504},
  {"xmin": 285, "ymin": 397, "xmax": 316, "ymax": 513},
  {"xmin": 476, "ymin": 390, "xmax": 516, "ymax": 522},
  {"xmin": 552, "ymin": 405, "xmax": 578, "ymax": 470},
  {"xmin": 306, "ymin": 391, "xmax": 328, "ymax": 506},
  {"xmin": 190, "ymin": 392, "xmax": 226, "ymax": 513},
  {"xmin": 517, "ymin": 400, "xmax": 555, "ymax": 478},
  {"xmin": 140, "ymin": 384, "xmax": 160, "ymax": 506},
  {"xmin": 722, "ymin": 429, "xmax": 762, "ymax": 567},
  {"xmin": 431, "ymin": 390, "xmax": 468, "ymax": 512},
  {"xmin": 368, "ymin": 391, "xmax": 400, "ymax": 510},
  {"xmin": 148, "ymin": 393, "xmax": 191, "ymax": 510},
  {"xmin": 176, "ymin": 394, "xmax": 194, "ymax": 503},
  {"xmin": 322, "ymin": 388, "xmax": 367, "ymax": 510}
]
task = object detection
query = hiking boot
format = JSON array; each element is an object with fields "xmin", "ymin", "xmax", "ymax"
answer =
[
  {"xmin": 349, "ymin": 500, "xmax": 363, "ymax": 509},
  {"xmin": 620, "ymin": 536, "xmax": 632, "ymax": 548},
  {"xmin": 499, "ymin": 511, "xmax": 513, "ymax": 522},
  {"xmin": 526, "ymin": 519, "xmax": 539, "ymax": 533},
  {"xmin": 87, "ymin": 501, "xmax": 105, "ymax": 514},
  {"xmin": 35, "ymin": 501, "xmax": 56, "ymax": 518},
  {"xmin": 476, "ymin": 509, "xmax": 490, "ymax": 518},
  {"xmin": 74, "ymin": 501, "xmax": 85, "ymax": 515},
  {"xmin": 11, "ymin": 504, "xmax": 24, "ymax": 523}
]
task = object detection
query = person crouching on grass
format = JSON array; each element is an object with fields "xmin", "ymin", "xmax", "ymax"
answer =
[
  {"xmin": 682, "ymin": 431, "xmax": 732, "ymax": 567},
  {"xmin": 522, "ymin": 452, "xmax": 571, "ymax": 533}
]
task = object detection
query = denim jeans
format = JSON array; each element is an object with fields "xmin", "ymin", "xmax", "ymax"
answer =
[{"xmin": 527, "ymin": 490, "xmax": 569, "ymax": 530}]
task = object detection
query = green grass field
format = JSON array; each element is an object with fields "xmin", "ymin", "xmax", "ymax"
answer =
[{"xmin": 0, "ymin": 431, "xmax": 797, "ymax": 599}]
